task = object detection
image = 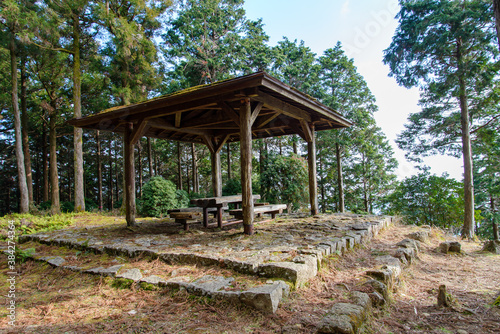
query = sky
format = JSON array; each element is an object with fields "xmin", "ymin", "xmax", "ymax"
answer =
[{"xmin": 243, "ymin": 0, "xmax": 464, "ymax": 181}]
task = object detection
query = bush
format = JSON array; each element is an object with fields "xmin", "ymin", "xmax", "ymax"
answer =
[
  {"xmin": 61, "ymin": 201, "xmax": 75, "ymax": 213},
  {"xmin": 176, "ymin": 189, "xmax": 190, "ymax": 208},
  {"xmin": 260, "ymin": 153, "xmax": 308, "ymax": 210},
  {"xmin": 138, "ymin": 176, "xmax": 178, "ymax": 217},
  {"xmin": 222, "ymin": 179, "xmax": 242, "ymax": 196}
]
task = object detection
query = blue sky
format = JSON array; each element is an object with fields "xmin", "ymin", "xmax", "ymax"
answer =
[{"xmin": 243, "ymin": 0, "xmax": 463, "ymax": 180}]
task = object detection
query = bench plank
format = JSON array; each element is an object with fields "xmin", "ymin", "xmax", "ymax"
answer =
[{"xmin": 229, "ymin": 204, "xmax": 287, "ymax": 219}]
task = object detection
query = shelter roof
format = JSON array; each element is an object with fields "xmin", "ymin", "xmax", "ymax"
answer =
[{"xmin": 68, "ymin": 72, "xmax": 352, "ymax": 145}]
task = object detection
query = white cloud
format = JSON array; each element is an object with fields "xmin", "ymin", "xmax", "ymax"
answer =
[{"xmin": 341, "ymin": 0, "xmax": 351, "ymax": 15}]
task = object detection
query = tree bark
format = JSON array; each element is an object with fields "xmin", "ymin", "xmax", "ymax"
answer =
[
  {"xmin": 10, "ymin": 33, "xmax": 29, "ymax": 213},
  {"xmin": 177, "ymin": 142, "xmax": 183, "ymax": 190},
  {"xmin": 457, "ymin": 38, "xmax": 475, "ymax": 240},
  {"xmin": 108, "ymin": 134, "xmax": 114, "ymax": 210},
  {"xmin": 137, "ymin": 141, "xmax": 143, "ymax": 197},
  {"xmin": 73, "ymin": 17, "xmax": 85, "ymax": 212},
  {"xmin": 336, "ymin": 143, "xmax": 345, "ymax": 213},
  {"xmin": 97, "ymin": 130, "xmax": 103, "ymax": 211},
  {"xmin": 493, "ymin": 0, "xmax": 500, "ymax": 52},
  {"xmin": 147, "ymin": 137, "xmax": 153, "ymax": 177},
  {"xmin": 49, "ymin": 109, "xmax": 60, "ymax": 214},
  {"xmin": 307, "ymin": 128, "xmax": 318, "ymax": 216},
  {"xmin": 227, "ymin": 143, "xmax": 231, "ymax": 180},
  {"xmin": 191, "ymin": 143, "xmax": 199, "ymax": 193},
  {"xmin": 492, "ymin": 194, "xmax": 499, "ymax": 241},
  {"xmin": 43, "ymin": 129, "xmax": 49, "ymax": 202},
  {"xmin": 20, "ymin": 54, "xmax": 33, "ymax": 206}
]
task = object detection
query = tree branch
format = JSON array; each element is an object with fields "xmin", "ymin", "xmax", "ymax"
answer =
[{"xmin": 471, "ymin": 114, "xmax": 500, "ymax": 134}]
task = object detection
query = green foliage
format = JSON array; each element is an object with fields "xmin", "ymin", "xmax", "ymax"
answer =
[
  {"xmin": 260, "ymin": 153, "xmax": 308, "ymax": 210},
  {"xmin": 138, "ymin": 176, "xmax": 178, "ymax": 217},
  {"xmin": 175, "ymin": 189, "xmax": 190, "ymax": 208},
  {"xmin": 61, "ymin": 201, "xmax": 75, "ymax": 213},
  {"xmin": 0, "ymin": 213, "xmax": 74, "ymax": 235},
  {"xmin": 222, "ymin": 178, "xmax": 242, "ymax": 196},
  {"xmin": 111, "ymin": 278, "xmax": 134, "ymax": 289},
  {"xmin": 384, "ymin": 170, "xmax": 464, "ymax": 228},
  {"xmin": 15, "ymin": 247, "xmax": 35, "ymax": 263}
]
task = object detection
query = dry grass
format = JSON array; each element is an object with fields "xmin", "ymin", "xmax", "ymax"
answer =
[{"xmin": 1, "ymin": 222, "xmax": 499, "ymax": 333}]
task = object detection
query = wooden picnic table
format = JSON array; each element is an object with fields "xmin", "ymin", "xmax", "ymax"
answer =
[{"xmin": 190, "ymin": 194, "xmax": 261, "ymax": 228}]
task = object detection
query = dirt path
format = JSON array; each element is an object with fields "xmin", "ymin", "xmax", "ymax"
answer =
[{"xmin": 366, "ymin": 225, "xmax": 500, "ymax": 334}]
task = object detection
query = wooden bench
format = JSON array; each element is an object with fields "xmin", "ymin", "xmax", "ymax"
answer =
[
  {"xmin": 168, "ymin": 207, "xmax": 227, "ymax": 230},
  {"xmin": 229, "ymin": 204, "xmax": 287, "ymax": 220}
]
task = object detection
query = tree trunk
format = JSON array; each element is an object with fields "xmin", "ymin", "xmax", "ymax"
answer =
[
  {"xmin": 336, "ymin": 143, "xmax": 345, "ymax": 213},
  {"xmin": 43, "ymin": 129, "xmax": 49, "ymax": 203},
  {"xmin": 138, "ymin": 141, "xmax": 143, "ymax": 197},
  {"xmin": 177, "ymin": 142, "xmax": 183, "ymax": 190},
  {"xmin": 97, "ymin": 130, "xmax": 103, "ymax": 211},
  {"xmin": 147, "ymin": 137, "xmax": 153, "ymax": 178},
  {"xmin": 493, "ymin": 0, "xmax": 500, "ymax": 52},
  {"xmin": 109, "ymin": 134, "xmax": 114, "ymax": 210},
  {"xmin": 457, "ymin": 38, "xmax": 475, "ymax": 240},
  {"xmin": 319, "ymin": 155, "xmax": 326, "ymax": 213},
  {"xmin": 49, "ymin": 109, "xmax": 60, "ymax": 214},
  {"xmin": 20, "ymin": 54, "xmax": 33, "ymax": 206},
  {"xmin": 191, "ymin": 143, "xmax": 199, "ymax": 193},
  {"xmin": 124, "ymin": 123, "xmax": 136, "ymax": 226},
  {"xmin": 73, "ymin": 18, "xmax": 85, "ymax": 212},
  {"xmin": 492, "ymin": 194, "xmax": 499, "ymax": 241},
  {"xmin": 362, "ymin": 153, "xmax": 369, "ymax": 212},
  {"xmin": 10, "ymin": 33, "xmax": 29, "ymax": 213},
  {"xmin": 293, "ymin": 135, "xmax": 298, "ymax": 155},
  {"xmin": 227, "ymin": 143, "xmax": 231, "ymax": 180},
  {"xmin": 114, "ymin": 137, "xmax": 119, "ymax": 205}
]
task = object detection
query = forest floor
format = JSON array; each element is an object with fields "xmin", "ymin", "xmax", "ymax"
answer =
[{"xmin": 0, "ymin": 215, "xmax": 499, "ymax": 334}]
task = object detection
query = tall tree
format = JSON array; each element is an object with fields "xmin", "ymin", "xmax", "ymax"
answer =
[
  {"xmin": 384, "ymin": 0, "xmax": 500, "ymax": 239},
  {"xmin": 317, "ymin": 43, "xmax": 379, "ymax": 212},
  {"xmin": 0, "ymin": 0, "xmax": 30, "ymax": 213}
]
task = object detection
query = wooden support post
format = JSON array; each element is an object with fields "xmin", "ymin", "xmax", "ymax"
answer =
[
  {"xmin": 240, "ymin": 98, "xmax": 254, "ymax": 235},
  {"xmin": 124, "ymin": 123, "xmax": 136, "ymax": 226},
  {"xmin": 211, "ymin": 151, "xmax": 222, "ymax": 197},
  {"xmin": 307, "ymin": 123, "xmax": 318, "ymax": 216}
]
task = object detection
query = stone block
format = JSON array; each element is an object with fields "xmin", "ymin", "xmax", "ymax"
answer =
[
  {"xmin": 240, "ymin": 283, "xmax": 284, "ymax": 314},
  {"xmin": 116, "ymin": 268, "xmax": 143, "ymax": 281}
]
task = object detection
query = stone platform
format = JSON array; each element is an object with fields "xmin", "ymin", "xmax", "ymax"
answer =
[{"xmin": 17, "ymin": 213, "xmax": 392, "ymax": 314}]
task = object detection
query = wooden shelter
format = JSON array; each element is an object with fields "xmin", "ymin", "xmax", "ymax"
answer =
[{"xmin": 68, "ymin": 72, "xmax": 352, "ymax": 234}]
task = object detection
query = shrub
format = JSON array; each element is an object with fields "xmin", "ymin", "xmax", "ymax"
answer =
[
  {"xmin": 176, "ymin": 189, "xmax": 190, "ymax": 208},
  {"xmin": 138, "ymin": 176, "xmax": 178, "ymax": 217},
  {"xmin": 260, "ymin": 153, "xmax": 308, "ymax": 210},
  {"xmin": 222, "ymin": 179, "xmax": 242, "ymax": 196}
]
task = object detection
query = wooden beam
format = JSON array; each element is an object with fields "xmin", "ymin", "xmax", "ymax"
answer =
[
  {"xmin": 175, "ymin": 112, "xmax": 182, "ymax": 128},
  {"xmin": 152, "ymin": 118, "xmax": 212, "ymax": 137},
  {"xmin": 218, "ymin": 101, "xmax": 240, "ymax": 126},
  {"xmin": 307, "ymin": 124, "xmax": 318, "ymax": 216},
  {"xmin": 240, "ymin": 98, "xmax": 254, "ymax": 235},
  {"xmin": 250, "ymin": 102, "xmax": 263, "ymax": 126},
  {"xmin": 130, "ymin": 119, "xmax": 150, "ymax": 145},
  {"xmin": 124, "ymin": 123, "xmax": 136, "ymax": 226},
  {"xmin": 202, "ymin": 135, "xmax": 215, "ymax": 153},
  {"xmin": 214, "ymin": 134, "xmax": 230, "ymax": 153},
  {"xmin": 255, "ymin": 111, "xmax": 281, "ymax": 128},
  {"xmin": 300, "ymin": 120, "xmax": 314, "ymax": 143},
  {"xmin": 253, "ymin": 90, "xmax": 312, "ymax": 122},
  {"xmin": 211, "ymin": 151, "xmax": 222, "ymax": 197}
]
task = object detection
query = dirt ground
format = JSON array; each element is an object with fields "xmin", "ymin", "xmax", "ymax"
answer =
[{"xmin": 1, "ymin": 221, "xmax": 499, "ymax": 333}]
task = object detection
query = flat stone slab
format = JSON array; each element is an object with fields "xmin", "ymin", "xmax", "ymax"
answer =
[
  {"xmin": 40, "ymin": 256, "xmax": 66, "ymax": 267},
  {"xmin": 117, "ymin": 268, "xmax": 143, "ymax": 281}
]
